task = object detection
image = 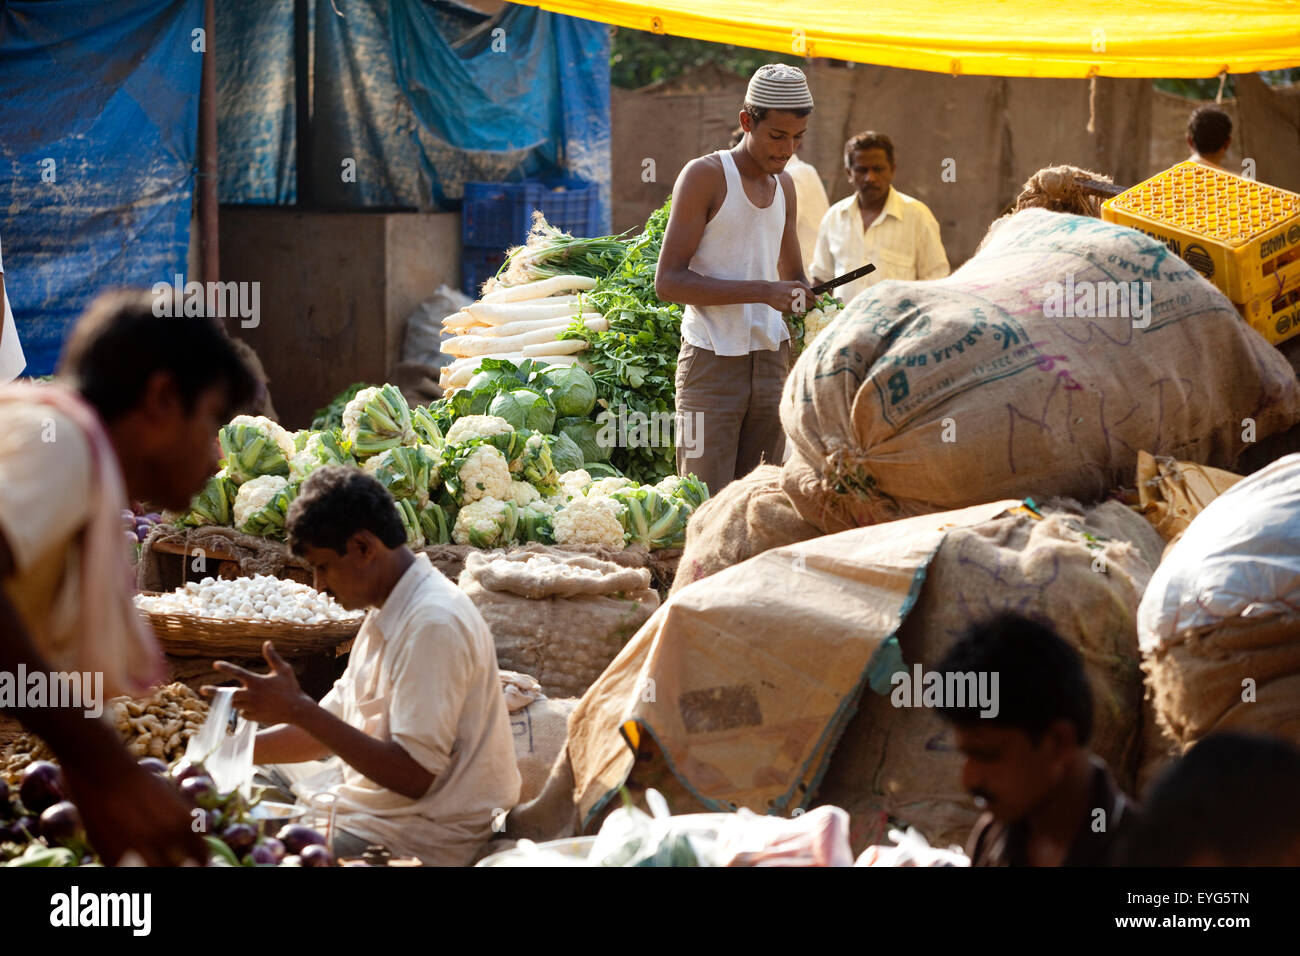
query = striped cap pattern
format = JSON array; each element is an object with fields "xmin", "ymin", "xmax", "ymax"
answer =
[{"xmin": 745, "ymin": 64, "xmax": 814, "ymax": 110}]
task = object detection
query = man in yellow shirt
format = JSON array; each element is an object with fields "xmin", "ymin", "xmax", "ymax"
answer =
[{"xmin": 811, "ymin": 131, "xmax": 950, "ymax": 305}]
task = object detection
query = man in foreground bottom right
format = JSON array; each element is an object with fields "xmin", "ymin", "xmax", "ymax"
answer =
[{"xmin": 935, "ymin": 613, "xmax": 1138, "ymax": 867}]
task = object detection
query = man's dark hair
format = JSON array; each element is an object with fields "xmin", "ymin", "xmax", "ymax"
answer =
[
  {"xmin": 1120, "ymin": 732, "xmax": 1300, "ymax": 866},
  {"xmin": 935, "ymin": 612, "xmax": 1094, "ymax": 745},
  {"xmin": 742, "ymin": 103, "xmax": 812, "ymax": 127},
  {"xmin": 57, "ymin": 288, "xmax": 258, "ymax": 424},
  {"xmin": 844, "ymin": 131, "xmax": 896, "ymax": 169},
  {"xmin": 1187, "ymin": 106, "xmax": 1232, "ymax": 155},
  {"xmin": 286, "ymin": 466, "xmax": 406, "ymax": 556}
]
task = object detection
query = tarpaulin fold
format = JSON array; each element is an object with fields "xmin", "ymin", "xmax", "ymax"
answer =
[{"xmin": 512, "ymin": 0, "xmax": 1300, "ymax": 78}]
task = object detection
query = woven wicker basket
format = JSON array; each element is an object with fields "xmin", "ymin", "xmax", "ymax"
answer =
[{"xmin": 140, "ymin": 596, "xmax": 362, "ymax": 658}]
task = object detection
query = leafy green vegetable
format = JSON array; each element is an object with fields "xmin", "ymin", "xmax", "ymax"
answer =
[
  {"xmin": 179, "ymin": 470, "xmax": 236, "ymax": 528},
  {"xmin": 555, "ymin": 416, "xmax": 608, "ymax": 463},
  {"xmin": 559, "ymin": 200, "xmax": 680, "ymax": 485},
  {"xmin": 547, "ymin": 431, "xmax": 585, "ymax": 474},
  {"xmin": 489, "ymin": 388, "xmax": 556, "ymax": 435},
  {"xmin": 364, "ymin": 446, "xmax": 435, "ymax": 507},
  {"xmin": 610, "ymin": 485, "xmax": 690, "ymax": 550},
  {"xmin": 542, "ymin": 364, "xmax": 598, "ymax": 418}
]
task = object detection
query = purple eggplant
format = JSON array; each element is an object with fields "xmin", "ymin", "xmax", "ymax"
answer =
[
  {"xmin": 137, "ymin": 757, "xmax": 169, "ymax": 776},
  {"xmin": 19, "ymin": 761, "xmax": 66, "ymax": 815},
  {"xmin": 179, "ymin": 775, "xmax": 218, "ymax": 808},
  {"xmin": 261, "ymin": 837, "xmax": 286, "ymax": 862},
  {"xmin": 12, "ymin": 816, "xmax": 38, "ymax": 843},
  {"xmin": 171, "ymin": 762, "xmax": 207, "ymax": 785},
  {"xmin": 221, "ymin": 822, "xmax": 257, "ymax": 855},
  {"xmin": 276, "ymin": 824, "xmax": 328, "ymax": 856},
  {"xmin": 246, "ymin": 843, "xmax": 278, "ymax": 865},
  {"xmin": 299, "ymin": 844, "xmax": 335, "ymax": 867},
  {"xmin": 38, "ymin": 802, "xmax": 82, "ymax": 847}
]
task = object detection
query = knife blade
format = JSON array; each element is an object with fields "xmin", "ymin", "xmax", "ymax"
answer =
[{"xmin": 810, "ymin": 262, "xmax": 876, "ymax": 297}]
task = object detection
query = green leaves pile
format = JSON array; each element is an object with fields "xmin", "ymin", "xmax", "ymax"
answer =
[{"xmin": 559, "ymin": 200, "xmax": 681, "ymax": 485}]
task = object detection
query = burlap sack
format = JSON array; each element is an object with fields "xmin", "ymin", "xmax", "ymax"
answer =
[
  {"xmin": 780, "ymin": 209, "xmax": 1300, "ymax": 534},
  {"xmin": 670, "ymin": 465, "xmax": 822, "ymax": 595},
  {"xmin": 1134, "ymin": 451, "xmax": 1243, "ymax": 549},
  {"xmin": 460, "ymin": 548, "xmax": 660, "ymax": 698},
  {"xmin": 137, "ymin": 525, "xmax": 313, "ymax": 593},
  {"xmin": 1144, "ymin": 615, "xmax": 1300, "ymax": 746},
  {"xmin": 815, "ymin": 500, "xmax": 1162, "ymax": 851},
  {"xmin": 511, "ymin": 697, "xmax": 578, "ymax": 805}
]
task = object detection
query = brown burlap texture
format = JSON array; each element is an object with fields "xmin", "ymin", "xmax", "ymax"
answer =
[
  {"xmin": 815, "ymin": 500, "xmax": 1162, "ymax": 851},
  {"xmin": 511, "ymin": 697, "xmax": 578, "ymax": 805},
  {"xmin": 460, "ymin": 547, "xmax": 660, "ymax": 699},
  {"xmin": 1134, "ymin": 451, "xmax": 1244, "ymax": 551},
  {"xmin": 1144, "ymin": 614, "xmax": 1300, "ymax": 747},
  {"xmin": 670, "ymin": 464, "xmax": 822, "ymax": 596},
  {"xmin": 780, "ymin": 209, "xmax": 1300, "ymax": 535}
]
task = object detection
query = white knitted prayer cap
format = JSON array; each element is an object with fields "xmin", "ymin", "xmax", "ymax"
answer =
[{"xmin": 744, "ymin": 64, "xmax": 814, "ymax": 110}]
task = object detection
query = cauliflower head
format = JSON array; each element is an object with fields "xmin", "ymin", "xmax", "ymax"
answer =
[
  {"xmin": 552, "ymin": 496, "xmax": 627, "ymax": 549},
  {"xmin": 586, "ymin": 476, "xmax": 635, "ymax": 499},
  {"xmin": 233, "ymin": 474, "xmax": 288, "ymax": 527},
  {"xmin": 446, "ymin": 415, "xmax": 514, "ymax": 445},
  {"xmin": 558, "ymin": 469, "xmax": 593, "ymax": 501},
  {"xmin": 452, "ymin": 497, "xmax": 518, "ymax": 548},
  {"xmin": 452, "ymin": 444, "xmax": 512, "ymax": 504},
  {"xmin": 228, "ymin": 414, "xmax": 296, "ymax": 459},
  {"xmin": 505, "ymin": 479, "xmax": 541, "ymax": 508}
]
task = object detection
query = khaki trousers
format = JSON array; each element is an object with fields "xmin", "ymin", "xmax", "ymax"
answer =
[{"xmin": 675, "ymin": 340, "xmax": 789, "ymax": 495}]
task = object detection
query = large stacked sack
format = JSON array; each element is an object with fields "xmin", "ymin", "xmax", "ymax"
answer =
[
  {"xmin": 780, "ymin": 208, "xmax": 1300, "ymax": 534},
  {"xmin": 816, "ymin": 500, "xmax": 1164, "ymax": 851},
  {"xmin": 670, "ymin": 465, "xmax": 821, "ymax": 596},
  {"xmin": 1139, "ymin": 454, "xmax": 1300, "ymax": 746},
  {"xmin": 554, "ymin": 497, "xmax": 1164, "ymax": 849},
  {"xmin": 460, "ymin": 545, "xmax": 660, "ymax": 698}
]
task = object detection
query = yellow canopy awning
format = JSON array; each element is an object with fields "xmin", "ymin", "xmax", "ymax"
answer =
[{"xmin": 512, "ymin": 0, "xmax": 1300, "ymax": 78}]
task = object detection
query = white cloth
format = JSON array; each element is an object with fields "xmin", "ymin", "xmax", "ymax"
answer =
[
  {"xmin": 299, "ymin": 554, "xmax": 521, "ymax": 866},
  {"xmin": 681, "ymin": 150, "xmax": 790, "ymax": 357},
  {"xmin": 810, "ymin": 186, "xmax": 950, "ymax": 305},
  {"xmin": 0, "ymin": 237, "xmax": 27, "ymax": 383},
  {"xmin": 786, "ymin": 155, "xmax": 830, "ymax": 276}
]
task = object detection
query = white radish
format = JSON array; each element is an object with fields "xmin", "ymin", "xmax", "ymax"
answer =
[
  {"xmin": 478, "ymin": 275, "xmax": 597, "ymax": 304},
  {"xmin": 443, "ymin": 316, "xmax": 608, "ymax": 358},
  {"xmin": 441, "ymin": 311, "xmax": 481, "ymax": 330},
  {"xmin": 522, "ymin": 339, "xmax": 589, "ymax": 357},
  {"xmin": 465, "ymin": 296, "xmax": 583, "ymax": 326},
  {"xmin": 482, "ymin": 312, "xmax": 602, "ymax": 338}
]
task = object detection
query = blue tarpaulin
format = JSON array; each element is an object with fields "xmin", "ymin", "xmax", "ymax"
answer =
[
  {"xmin": 221, "ymin": 0, "xmax": 611, "ymax": 227},
  {"xmin": 0, "ymin": 0, "xmax": 203, "ymax": 376}
]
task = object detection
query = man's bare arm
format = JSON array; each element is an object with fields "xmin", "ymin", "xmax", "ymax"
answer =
[
  {"xmin": 253, "ymin": 722, "xmax": 333, "ymax": 765},
  {"xmin": 0, "ymin": 532, "xmax": 205, "ymax": 865},
  {"xmin": 655, "ymin": 159, "xmax": 808, "ymax": 313}
]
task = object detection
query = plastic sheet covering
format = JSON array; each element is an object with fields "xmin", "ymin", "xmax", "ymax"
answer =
[
  {"xmin": 0, "ymin": 0, "xmax": 203, "ymax": 375},
  {"xmin": 310, "ymin": 0, "xmax": 610, "ymax": 226},
  {"xmin": 216, "ymin": 0, "xmax": 299, "ymax": 205},
  {"xmin": 512, "ymin": 0, "xmax": 1300, "ymax": 78}
]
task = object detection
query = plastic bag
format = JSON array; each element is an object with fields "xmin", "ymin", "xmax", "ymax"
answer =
[
  {"xmin": 402, "ymin": 285, "xmax": 472, "ymax": 371},
  {"xmin": 855, "ymin": 827, "xmax": 970, "ymax": 867}
]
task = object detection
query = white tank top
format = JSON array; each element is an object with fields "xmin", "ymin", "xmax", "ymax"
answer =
[{"xmin": 681, "ymin": 150, "xmax": 790, "ymax": 356}]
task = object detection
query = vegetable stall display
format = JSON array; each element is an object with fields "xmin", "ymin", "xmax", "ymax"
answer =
[{"xmin": 167, "ymin": 372, "xmax": 710, "ymax": 555}]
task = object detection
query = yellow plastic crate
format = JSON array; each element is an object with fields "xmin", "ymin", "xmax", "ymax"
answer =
[
  {"xmin": 1236, "ymin": 287, "xmax": 1300, "ymax": 346},
  {"xmin": 1102, "ymin": 161, "xmax": 1300, "ymax": 303}
]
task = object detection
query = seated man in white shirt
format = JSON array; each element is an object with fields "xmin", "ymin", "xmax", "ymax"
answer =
[
  {"xmin": 215, "ymin": 466, "xmax": 521, "ymax": 866},
  {"xmin": 810, "ymin": 131, "xmax": 950, "ymax": 305}
]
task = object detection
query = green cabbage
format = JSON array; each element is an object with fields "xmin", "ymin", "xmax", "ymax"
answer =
[
  {"xmin": 555, "ymin": 416, "xmax": 609, "ymax": 463},
  {"xmin": 547, "ymin": 431, "xmax": 585, "ymax": 474},
  {"xmin": 542, "ymin": 365, "xmax": 598, "ymax": 418},
  {"xmin": 489, "ymin": 388, "xmax": 556, "ymax": 435}
]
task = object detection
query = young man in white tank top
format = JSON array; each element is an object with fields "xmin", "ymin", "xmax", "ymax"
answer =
[{"xmin": 655, "ymin": 64, "xmax": 814, "ymax": 495}]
